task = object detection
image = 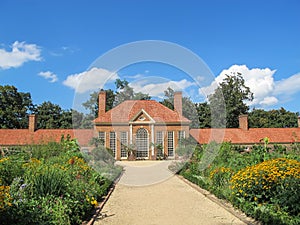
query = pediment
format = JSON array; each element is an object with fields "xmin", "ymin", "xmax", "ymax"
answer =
[{"xmin": 130, "ymin": 109, "xmax": 155, "ymax": 123}]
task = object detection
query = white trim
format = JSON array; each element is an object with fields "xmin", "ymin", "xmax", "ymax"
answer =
[
  {"xmin": 98, "ymin": 131, "xmax": 106, "ymax": 147},
  {"xmin": 156, "ymin": 131, "xmax": 164, "ymax": 157},
  {"xmin": 109, "ymin": 131, "xmax": 117, "ymax": 160},
  {"xmin": 129, "ymin": 109, "xmax": 155, "ymax": 123},
  {"xmin": 135, "ymin": 128, "xmax": 149, "ymax": 159},
  {"xmin": 167, "ymin": 131, "xmax": 175, "ymax": 158},
  {"xmin": 120, "ymin": 131, "xmax": 128, "ymax": 159},
  {"xmin": 151, "ymin": 124, "xmax": 154, "ymax": 156},
  {"xmin": 130, "ymin": 124, "xmax": 133, "ymax": 144}
]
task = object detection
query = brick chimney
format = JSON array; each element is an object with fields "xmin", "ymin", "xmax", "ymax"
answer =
[
  {"xmin": 29, "ymin": 114, "xmax": 37, "ymax": 132},
  {"xmin": 98, "ymin": 91, "xmax": 106, "ymax": 116},
  {"xmin": 174, "ymin": 91, "xmax": 183, "ymax": 116},
  {"xmin": 298, "ymin": 116, "xmax": 300, "ymax": 128},
  {"xmin": 239, "ymin": 114, "xmax": 248, "ymax": 131}
]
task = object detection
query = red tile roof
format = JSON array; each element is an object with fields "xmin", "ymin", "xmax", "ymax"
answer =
[
  {"xmin": 0, "ymin": 129, "xmax": 94, "ymax": 147},
  {"xmin": 190, "ymin": 128, "xmax": 300, "ymax": 144},
  {"xmin": 94, "ymin": 100, "xmax": 190, "ymax": 124}
]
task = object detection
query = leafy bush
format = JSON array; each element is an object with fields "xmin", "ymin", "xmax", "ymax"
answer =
[
  {"xmin": 0, "ymin": 138, "xmax": 122, "ymax": 225},
  {"xmin": 180, "ymin": 142, "xmax": 300, "ymax": 224},
  {"xmin": 230, "ymin": 158, "xmax": 300, "ymax": 204}
]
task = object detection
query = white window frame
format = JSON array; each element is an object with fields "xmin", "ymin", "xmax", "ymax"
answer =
[
  {"xmin": 98, "ymin": 131, "xmax": 106, "ymax": 147},
  {"xmin": 167, "ymin": 131, "xmax": 174, "ymax": 158},
  {"xmin": 136, "ymin": 128, "xmax": 149, "ymax": 159},
  {"xmin": 156, "ymin": 131, "xmax": 164, "ymax": 157},
  {"xmin": 120, "ymin": 131, "xmax": 128, "ymax": 159},
  {"xmin": 109, "ymin": 131, "xmax": 116, "ymax": 159}
]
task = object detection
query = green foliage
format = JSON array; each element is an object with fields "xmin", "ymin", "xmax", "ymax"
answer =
[
  {"xmin": 180, "ymin": 142, "xmax": 300, "ymax": 224},
  {"xmin": 114, "ymin": 79, "xmax": 150, "ymax": 106},
  {"xmin": 249, "ymin": 107, "xmax": 299, "ymax": 128},
  {"xmin": 195, "ymin": 102, "xmax": 211, "ymax": 128},
  {"xmin": 34, "ymin": 101, "xmax": 73, "ymax": 129},
  {"xmin": 208, "ymin": 72, "xmax": 253, "ymax": 128},
  {"xmin": 82, "ymin": 88, "xmax": 115, "ymax": 118},
  {"xmin": 0, "ymin": 138, "xmax": 122, "ymax": 225},
  {"xmin": 0, "ymin": 85, "xmax": 34, "ymax": 128},
  {"xmin": 0, "ymin": 156, "xmax": 25, "ymax": 185},
  {"xmin": 25, "ymin": 164, "xmax": 69, "ymax": 197},
  {"xmin": 160, "ymin": 87, "xmax": 199, "ymax": 128}
]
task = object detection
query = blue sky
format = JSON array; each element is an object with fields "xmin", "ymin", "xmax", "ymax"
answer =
[{"xmin": 0, "ymin": 0, "xmax": 299, "ymax": 112}]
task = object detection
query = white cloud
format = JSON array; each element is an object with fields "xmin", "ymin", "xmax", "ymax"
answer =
[
  {"xmin": 200, "ymin": 65, "xmax": 279, "ymax": 108},
  {"xmin": 259, "ymin": 96, "xmax": 278, "ymax": 106},
  {"xmin": 0, "ymin": 41, "xmax": 42, "ymax": 69},
  {"xmin": 63, "ymin": 67, "xmax": 119, "ymax": 93},
  {"xmin": 38, "ymin": 71, "xmax": 58, "ymax": 83},
  {"xmin": 130, "ymin": 78, "xmax": 195, "ymax": 98},
  {"xmin": 275, "ymin": 73, "xmax": 300, "ymax": 96}
]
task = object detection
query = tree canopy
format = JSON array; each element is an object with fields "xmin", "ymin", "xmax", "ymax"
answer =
[
  {"xmin": 0, "ymin": 85, "xmax": 33, "ymax": 128},
  {"xmin": 160, "ymin": 87, "xmax": 199, "ymax": 128},
  {"xmin": 208, "ymin": 72, "xmax": 253, "ymax": 128},
  {"xmin": 1, "ymin": 79, "xmax": 299, "ymax": 130},
  {"xmin": 249, "ymin": 107, "xmax": 299, "ymax": 128}
]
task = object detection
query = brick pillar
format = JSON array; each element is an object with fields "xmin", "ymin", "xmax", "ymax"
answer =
[
  {"xmin": 98, "ymin": 91, "xmax": 106, "ymax": 116},
  {"xmin": 174, "ymin": 91, "xmax": 182, "ymax": 116},
  {"xmin": 239, "ymin": 114, "xmax": 248, "ymax": 131},
  {"xmin": 29, "ymin": 114, "xmax": 37, "ymax": 132}
]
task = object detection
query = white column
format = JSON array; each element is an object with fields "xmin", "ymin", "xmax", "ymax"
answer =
[
  {"xmin": 130, "ymin": 124, "xmax": 133, "ymax": 144},
  {"xmin": 151, "ymin": 124, "xmax": 154, "ymax": 156}
]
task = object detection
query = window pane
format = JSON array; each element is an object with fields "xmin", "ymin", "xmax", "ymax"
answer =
[
  {"xmin": 167, "ymin": 131, "xmax": 174, "ymax": 157},
  {"xmin": 110, "ymin": 132, "xmax": 116, "ymax": 157},
  {"xmin": 98, "ymin": 132, "xmax": 105, "ymax": 146},
  {"xmin": 120, "ymin": 132, "xmax": 128, "ymax": 158},
  {"xmin": 156, "ymin": 131, "xmax": 164, "ymax": 157},
  {"xmin": 136, "ymin": 128, "xmax": 148, "ymax": 158}
]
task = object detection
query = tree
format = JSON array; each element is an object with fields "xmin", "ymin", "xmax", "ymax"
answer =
[
  {"xmin": 195, "ymin": 102, "xmax": 211, "ymax": 128},
  {"xmin": 0, "ymin": 85, "xmax": 34, "ymax": 128},
  {"xmin": 35, "ymin": 101, "xmax": 75, "ymax": 129},
  {"xmin": 160, "ymin": 87, "xmax": 199, "ymax": 128},
  {"xmin": 114, "ymin": 79, "xmax": 150, "ymax": 106},
  {"xmin": 208, "ymin": 72, "xmax": 253, "ymax": 128},
  {"xmin": 82, "ymin": 89, "xmax": 115, "ymax": 117},
  {"xmin": 249, "ymin": 107, "xmax": 298, "ymax": 128},
  {"xmin": 82, "ymin": 79, "xmax": 150, "ymax": 118},
  {"xmin": 34, "ymin": 101, "xmax": 63, "ymax": 129}
]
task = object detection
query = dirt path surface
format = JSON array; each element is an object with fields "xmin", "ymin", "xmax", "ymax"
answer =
[{"xmin": 94, "ymin": 161, "xmax": 248, "ymax": 225}]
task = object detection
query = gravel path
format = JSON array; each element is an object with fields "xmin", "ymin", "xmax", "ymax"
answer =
[{"xmin": 93, "ymin": 161, "xmax": 249, "ymax": 225}]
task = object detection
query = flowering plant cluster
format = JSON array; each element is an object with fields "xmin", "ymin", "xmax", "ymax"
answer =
[
  {"xmin": 0, "ymin": 138, "xmax": 121, "ymax": 225},
  {"xmin": 181, "ymin": 142, "xmax": 300, "ymax": 225},
  {"xmin": 230, "ymin": 158, "xmax": 300, "ymax": 203},
  {"xmin": 209, "ymin": 167, "xmax": 233, "ymax": 188}
]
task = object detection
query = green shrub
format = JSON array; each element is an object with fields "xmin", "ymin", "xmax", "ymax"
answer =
[
  {"xmin": 0, "ymin": 156, "xmax": 25, "ymax": 185},
  {"xmin": 25, "ymin": 164, "xmax": 70, "ymax": 197}
]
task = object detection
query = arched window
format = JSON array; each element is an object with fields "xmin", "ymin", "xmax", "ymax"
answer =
[{"xmin": 136, "ymin": 128, "xmax": 148, "ymax": 158}]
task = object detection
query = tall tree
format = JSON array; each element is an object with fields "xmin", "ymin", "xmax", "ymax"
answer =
[
  {"xmin": 195, "ymin": 102, "xmax": 211, "ymax": 128},
  {"xmin": 35, "ymin": 101, "xmax": 76, "ymax": 129},
  {"xmin": 82, "ymin": 89, "xmax": 115, "ymax": 117},
  {"xmin": 0, "ymin": 85, "xmax": 33, "ymax": 128},
  {"xmin": 82, "ymin": 79, "xmax": 151, "ymax": 118},
  {"xmin": 114, "ymin": 79, "xmax": 150, "ymax": 106},
  {"xmin": 208, "ymin": 72, "xmax": 253, "ymax": 128},
  {"xmin": 35, "ymin": 101, "xmax": 63, "ymax": 129},
  {"xmin": 160, "ymin": 87, "xmax": 199, "ymax": 128}
]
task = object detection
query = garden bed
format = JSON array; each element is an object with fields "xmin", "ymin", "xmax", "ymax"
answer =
[
  {"xmin": 0, "ymin": 136, "xmax": 122, "ymax": 225},
  {"xmin": 179, "ymin": 142, "xmax": 300, "ymax": 225}
]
